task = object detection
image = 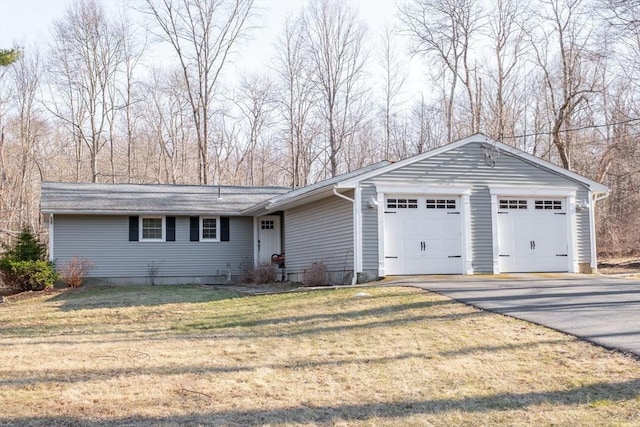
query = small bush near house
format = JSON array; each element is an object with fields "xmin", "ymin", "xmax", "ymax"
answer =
[
  {"xmin": 0, "ymin": 228, "xmax": 58, "ymax": 291},
  {"xmin": 60, "ymin": 257, "xmax": 95, "ymax": 288},
  {"xmin": 253, "ymin": 262, "xmax": 278, "ymax": 284},
  {"xmin": 240, "ymin": 260, "xmax": 277, "ymax": 284},
  {"xmin": 302, "ymin": 261, "xmax": 329, "ymax": 286},
  {"xmin": 2, "ymin": 228, "xmax": 46, "ymax": 262},
  {"xmin": 0, "ymin": 259, "xmax": 59, "ymax": 291}
]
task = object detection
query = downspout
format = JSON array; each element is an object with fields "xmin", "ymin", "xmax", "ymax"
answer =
[
  {"xmin": 333, "ymin": 186, "xmax": 358, "ymax": 285},
  {"xmin": 48, "ymin": 214, "xmax": 54, "ymax": 261},
  {"xmin": 589, "ymin": 191, "xmax": 610, "ymax": 273}
]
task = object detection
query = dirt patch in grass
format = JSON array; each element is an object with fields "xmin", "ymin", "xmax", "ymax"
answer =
[
  {"xmin": 0, "ymin": 285, "xmax": 638, "ymax": 426},
  {"xmin": 599, "ymin": 256, "xmax": 640, "ymax": 275}
]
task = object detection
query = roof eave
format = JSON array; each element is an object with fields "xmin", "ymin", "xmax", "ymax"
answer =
[
  {"xmin": 42, "ymin": 209, "xmax": 247, "ymax": 216},
  {"xmin": 264, "ymin": 186, "xmax": 349, "ymax": 212}
]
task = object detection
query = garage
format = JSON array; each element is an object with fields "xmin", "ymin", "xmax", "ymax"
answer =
[
  {"xmin": 496, "ymin": 197, "xmax": 569, "ymax": 272},
  {"xmin": 384, "ymin": 195, "xmax": 463, "ymax": 275}
]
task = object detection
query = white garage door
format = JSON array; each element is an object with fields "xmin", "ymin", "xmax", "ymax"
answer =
[
  {"xmin": 497, "ymin": 198, "xmax": 569, "ymax": 272},
  {"xmin": 384, "ymin": 196, "xmax": 463, "ymax": 275}
]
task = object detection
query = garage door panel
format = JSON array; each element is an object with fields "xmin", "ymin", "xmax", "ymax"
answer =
[
  {"xmin": 497, "ymin": 198, "xmax": 569, "ymax": 273},
  {"xmin": 384, "ymin": 195, "xmax": 462, "ymax": 275}
]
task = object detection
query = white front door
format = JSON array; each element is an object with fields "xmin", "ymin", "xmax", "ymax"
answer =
[
  {"xmin": 497, "ymin": 198, "xmax": 569, "ymax": 272},
  {"xmin": 384, "ymin": 196, "xmax": 463, "ymax": 275},
  {"xmin": 258, "ymin": 216, "xmax": 282, "ymax": 264}
]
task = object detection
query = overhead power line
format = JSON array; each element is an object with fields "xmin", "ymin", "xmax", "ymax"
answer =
[{"xmin": 501, "ymin": 117, "xmax": 640, "ymax": 140}]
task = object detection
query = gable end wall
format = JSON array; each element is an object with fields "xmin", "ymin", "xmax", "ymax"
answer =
[{"xmin": 362, "ymin": 141, "xmax": 592, "ymax": 274}]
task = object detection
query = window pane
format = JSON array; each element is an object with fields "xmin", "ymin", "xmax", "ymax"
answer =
[
  {"xmin": 142, "ymin": 218, "xmax": 163, "ymax": 240},
  {"xmin": 499, "ymin": 199, "xmax": 527, "ymax": 210},
  {"xmin": 202, "ymin": 218, "xmax": 217, "ymax": 239}
]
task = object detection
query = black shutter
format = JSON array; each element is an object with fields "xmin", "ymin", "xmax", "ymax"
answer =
[
  {"xmin": 220, "ymin": 217, "xmax": 230, "ymax": 241},
  {"xmin": 190, "ymin": 216, "xmax": 199, "ymax": 241},
  {"xmin": 129, "ymin": 216, "xmax": 139, "ymax": 241},
  {"xmin": 166, "ymin": 216, "xmax": 176, "ymax": 242}
]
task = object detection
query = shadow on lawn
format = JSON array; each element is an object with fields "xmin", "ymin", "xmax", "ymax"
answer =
[
  {"xmin": 0, "ymin": 352, "xmax": 430, "ymax": 387},
  {"xmin": 46, "ymin": 285, "xmax": 242, "ymax": 310},
  {"xmin": 3, "ymin": 379, "xmax": 638, "ymax": 426},
  {"xmin": 0, "ymin": 336, "xmax": 574, "ymax": 389},
  {"xmin": 193, "ymin": 299, "xmax": 457, "ymax": 329}
]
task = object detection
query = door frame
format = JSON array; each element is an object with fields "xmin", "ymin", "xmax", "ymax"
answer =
[
  {"xmin": 374, "ymin": 184, "xmax": 472, "ymax": 277},
  {"xmin": 489, "ymin": 186, "xmax": 578, "ymax": 274},
  {"xmin": 253, "ymin": 215, "xmax": 282, "ymax": 265}
]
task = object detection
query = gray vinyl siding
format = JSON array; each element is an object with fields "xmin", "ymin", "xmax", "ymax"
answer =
[
  {"xmin": 52, "ymin": 215, "xmax": 253, "ymax": 283},
  {"xmin": 360, "ymin": 183, "xmax": 379, "ymax": 279},
  {"xmin": 576, "ymin": 188, "xmax": 591, "ymax": 263},
  {"xmin": 362, "ymin": 141, "xmax": 592, "ymax": 273},
  {"xmin": 284, "ymin": 193, "xmax": 354, "ymax": 283}
]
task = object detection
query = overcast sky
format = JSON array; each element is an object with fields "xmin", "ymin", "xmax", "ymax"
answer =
[{"xmin": 1, "ymin": 1, "xmax": 411, "ymax": 65}]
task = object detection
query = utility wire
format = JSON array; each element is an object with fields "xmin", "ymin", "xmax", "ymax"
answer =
[{"xmin": 501, "ymin": 117, "xmax": 640, "ymax": 140}]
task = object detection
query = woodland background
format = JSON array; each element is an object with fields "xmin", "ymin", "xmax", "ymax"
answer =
[{"xmin": 0, "ymin": 0, "xmax": 638, "ymax": 256}]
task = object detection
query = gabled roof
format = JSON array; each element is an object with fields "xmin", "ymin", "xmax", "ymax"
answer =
[
  {"xmin": 337, "ymin": 134, "xmax": 610, "ymax": 194},
  {"xmin": 257, "ymin": 161, "xmax": 391, "ymax": 212},
  {"xmin": 265, "ymin": 134, "xmax": 609, "ymax": 211},
  {"xmin": 41, "ymin": 134, "xmax": 610, "ymax": 216},
  {"xmin": 41, "ymin": 182, "xmax": 290, "ymax": 215}
]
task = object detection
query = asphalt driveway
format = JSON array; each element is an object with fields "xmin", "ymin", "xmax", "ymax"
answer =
[{"xmin": 387, "ymin": 275, "xmax": 640, "ymax": 357}]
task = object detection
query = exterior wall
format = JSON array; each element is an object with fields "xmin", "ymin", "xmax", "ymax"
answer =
[
  {"xmin": 362, "ymin": 141, "xmax": 592, "ymax": 274},
  {"xmin": 575, "ymin": 187, "xmax": 591, "ymax": 265},
  {"xmin": 284, "ymin": 192, "xmax": 354, "ymax": 284},
  {"xmin": 52, "ymin": 215, "xmax": 254, "ymax": 284},
  {"xmin": 360, "ymin": 183, "xmax": 380, "ymax": 280}
]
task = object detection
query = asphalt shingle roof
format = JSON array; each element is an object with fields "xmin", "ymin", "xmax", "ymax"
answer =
[{"xmin": 41, "ymin": 182, "xmax": 290, "ymax": 215}]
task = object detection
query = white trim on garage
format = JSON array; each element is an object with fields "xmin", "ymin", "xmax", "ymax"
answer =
[
  {"xmin": 489, "ymin": 186, "xmax": 578, "ymax": 273},
  {"xmin": 375, "ymin": 184, "xmax": 472, "ymax": 276},
  {"xmin": 588, "ymin": 190, "xmax": 597, "ymax": 272}
]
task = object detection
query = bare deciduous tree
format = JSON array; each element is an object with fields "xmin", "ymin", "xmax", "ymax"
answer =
[
  {"xmin": 400, "ymin": 0, "xmax": 484, "ymax": 141},
  {"xmin": 379, "ymin": 26, "xmax": 406, "ymax": 160},
  {"xmin": 273, "ymin": 15, "xmax": 319, "ymax": 188},
  {"xmin": 143, "ymin": 0, "xmax": 255, "ymax": 185},
  {"xmin": 234, "ymin": 73, "xmax": 275, "ymax": 186},
  {"xmin": 484, "ymin": 0, "xmax": 529, "ymax": 141},
  {"xmin": 305, "ymin": 0, "xmax": 368, "ymax": 178},
  {"xmin": 530, "ymin": 0, "xmax": 602, "ymax": 170},
  {"xmin": 48, "ymin": 0, "xmax": 125, "ymax": 183}
]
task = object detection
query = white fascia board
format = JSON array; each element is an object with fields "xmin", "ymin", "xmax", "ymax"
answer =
[
  {"xmin": 41, "ymin": 209, "xmax": 243, "ymax": 216},
  {"xmin": 264, "ymin": 186, "xmax": 342, "ymax": 211},
  {"xmin": 241, "ymin": 202, "xmax": 272, "ymax": 216}
]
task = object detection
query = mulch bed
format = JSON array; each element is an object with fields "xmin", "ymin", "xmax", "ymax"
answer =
[{"xmin": 598, "ymin": 258, "xmax": 640, "ymax": 275}]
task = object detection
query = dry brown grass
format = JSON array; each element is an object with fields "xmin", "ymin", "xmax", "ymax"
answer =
[{"xmin": 0, "ymin": 285, "xmax": 638, "ymax": 426}]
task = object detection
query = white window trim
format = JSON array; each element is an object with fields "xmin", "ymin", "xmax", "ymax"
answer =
[
  {"xmin": 140, "ymin": 216, "xmax": 166, "ymax": 242},
  {"xmin": 200, "ymin": 216, "xmax": 220, "ymax": 242}
]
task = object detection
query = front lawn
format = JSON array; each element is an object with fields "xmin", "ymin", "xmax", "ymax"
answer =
[{"xmin": 0, "ymin": 285, "xmax": 638, "ymax": 426}]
